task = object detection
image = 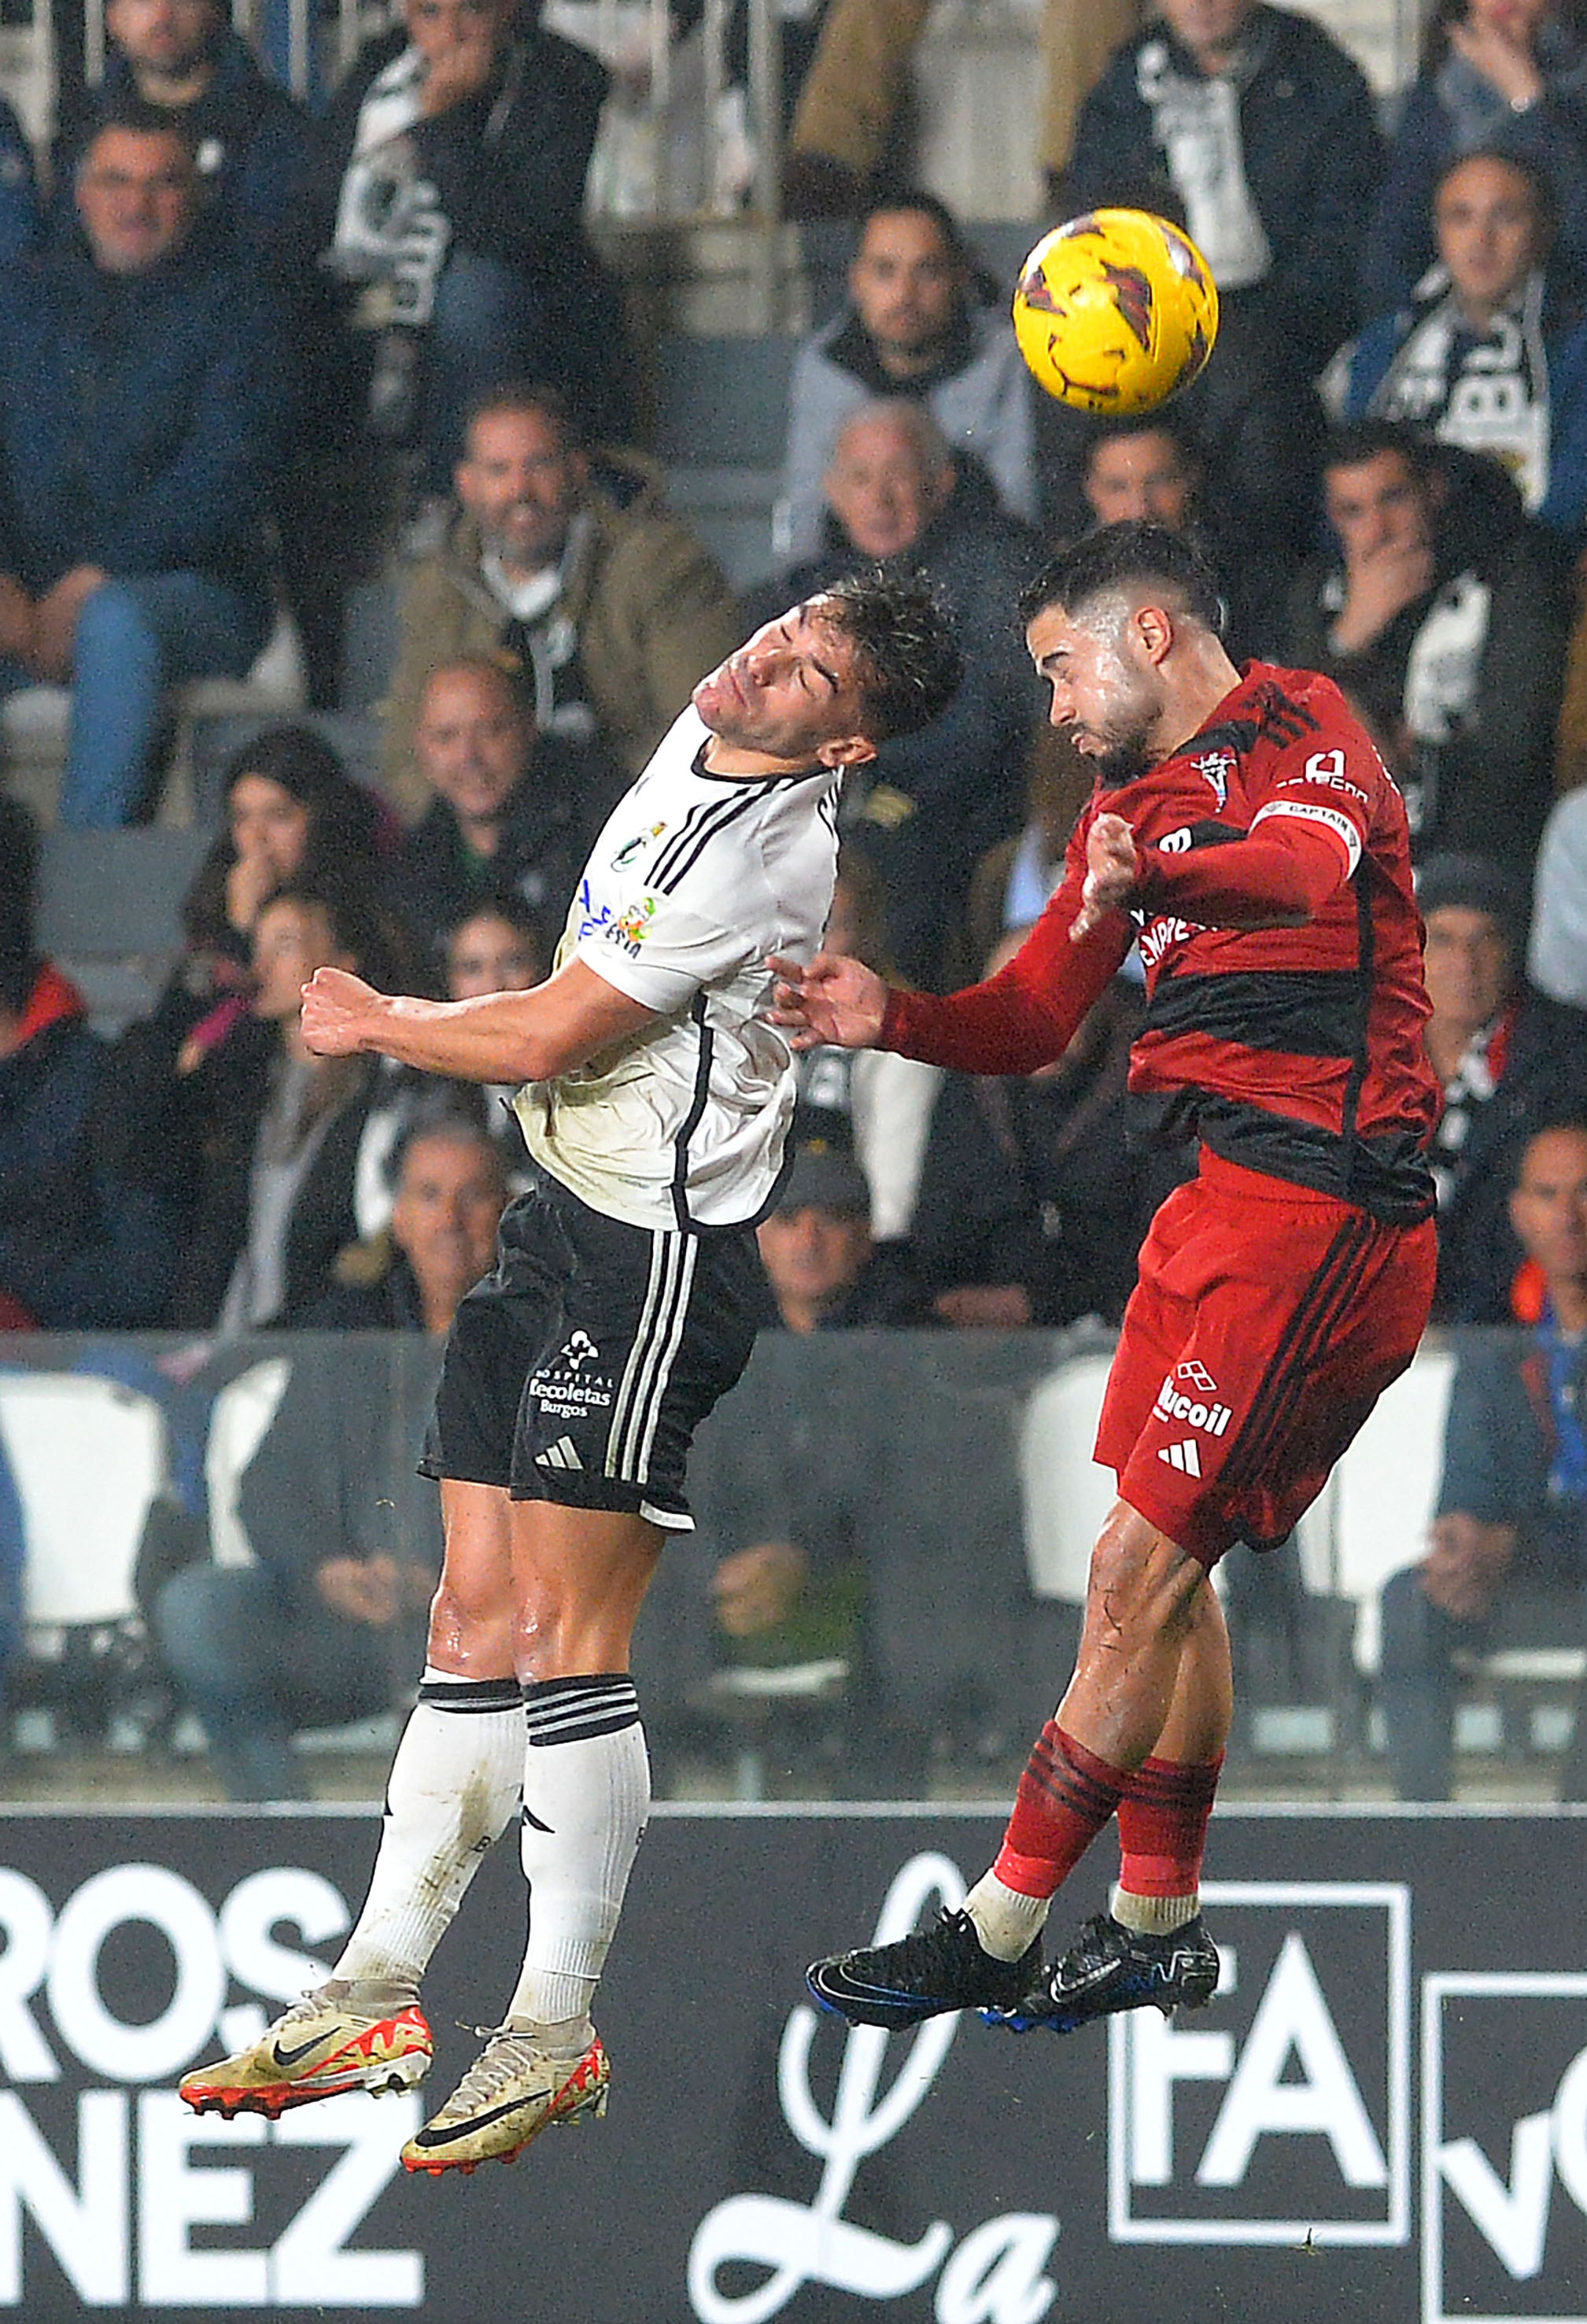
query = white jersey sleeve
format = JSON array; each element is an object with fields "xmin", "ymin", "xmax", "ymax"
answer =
[{"xmin": 576, "ymin": 891, "xmax": 758, "ymax": 1015}]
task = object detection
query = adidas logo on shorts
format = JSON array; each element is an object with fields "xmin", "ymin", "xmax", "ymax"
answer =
[
  {"xmin": 1157, "ymin": 1439, "xmax": 1202, "ymax": 1476},
  {"xmin": 536, "ymin": 1437, "xmax": 584, "ymax": 1471}
]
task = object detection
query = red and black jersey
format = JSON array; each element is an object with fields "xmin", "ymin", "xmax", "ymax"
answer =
[{"xmin": 882, "ymin": 663, "xmax": 1440, "ymax": 1224}]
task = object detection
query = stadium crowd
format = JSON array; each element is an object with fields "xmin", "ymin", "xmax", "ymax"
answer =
[{"xmin": 5, "ymin": 0, "xmax": 1587, "ymax": 1800}]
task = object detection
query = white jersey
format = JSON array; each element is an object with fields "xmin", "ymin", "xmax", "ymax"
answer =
[{"xmin": 513, "ymin": 707, "xmax": 841, "ymax": 1230}]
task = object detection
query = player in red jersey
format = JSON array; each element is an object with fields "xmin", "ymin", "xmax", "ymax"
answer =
[{"xmin": 779, "ymin": 523, "xmax": 1441, "ymax": 2038}]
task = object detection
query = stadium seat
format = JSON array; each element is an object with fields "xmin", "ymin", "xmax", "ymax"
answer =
[
  {"xmin": 1313, "ymin": 1342, "xmax": 1456, "ymax": 1678},
  {"xmin": 35, "ymin": 825, "xmax": 206, "ymax": 1030},
  {"xmin": 1017, "ymin": 1348, "xmax": 1115, "ymax": 1606},
  {"xmin": 0, "ymin": 606, "xmax": 306, "ymax": 826},
  {"xmin": 203, "ymin": 1358, "xmax": 293, "ymax": 1569},
  {"xmin": 0, "ymin": 1370, "xmax": 167, "ymax": 1631}
]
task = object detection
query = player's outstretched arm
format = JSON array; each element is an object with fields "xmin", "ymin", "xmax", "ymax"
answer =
[
  {"xmin": 301, "ymin": 959, "xmax": 659, "ymax": 1083},
  {"xmin": 769, "ymin": 952, "xmax": 888, "ymax": 1051}
]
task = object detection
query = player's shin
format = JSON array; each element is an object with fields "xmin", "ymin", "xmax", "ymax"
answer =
[
  {"xmin": 1113, "ymin": 1579, "xmax": 1231, "ymax": 1932},
  {"xmin": 333, "ymin": 1671, "xmax": 525, "ymax": 1990},
  {"xmin": 505, "ymin": 1674, "xmax": 650, "ymax": 2052}
]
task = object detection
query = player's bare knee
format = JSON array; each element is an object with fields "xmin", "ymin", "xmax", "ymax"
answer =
[
  {"xmin": 426, "ymin": 1576, "xmax": 512, "ymax": 1665},
  {"xmin": 1084, "ymin": 1512, "xmax": 1205, "ymax": 1643}
]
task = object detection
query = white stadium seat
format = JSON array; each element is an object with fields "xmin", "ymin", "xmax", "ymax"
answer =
[{"xmin": 0, "ymin": 1371, "xmax": 167, "ymax": 1629}]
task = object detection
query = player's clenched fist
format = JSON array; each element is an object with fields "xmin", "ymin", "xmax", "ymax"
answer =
[
  {"xmin": 1070, "ymin": 811, "xmax": 1142, "ymax": 944},
  {"xmin": 301, "ymin": 964, "xmax": 382, "ymax": 1056}
]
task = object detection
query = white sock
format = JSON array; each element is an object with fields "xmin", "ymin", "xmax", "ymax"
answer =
[
  {"xmin": 505, "ymin": 1675, "xmax": 649, "ymax": 2041},
  {"xmin": 334, "ymin": 1672, "xmax": 523, "ymax": 1989},
  {"xmin": 964, "ymin": 1871, "xmax": 1052, "ymax": 1962},
  {"xmin": 1113, "ymin": 1883, "xmax": 1200, "ymax": 1934}
]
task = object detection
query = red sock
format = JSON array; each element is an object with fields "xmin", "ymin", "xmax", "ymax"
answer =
[
  {"xmin": 992, "ymin": 1722, "xmax": 1127, "ymax": 1899},
  {"xmin": 1116, "ymin": 1754, "xmax": 1223, "ymax": 1898}
]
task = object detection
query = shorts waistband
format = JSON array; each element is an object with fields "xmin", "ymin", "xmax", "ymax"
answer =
[{"xmin": 1195, "ymin": 1144, "xmax": 1354, "ymax": 1208}]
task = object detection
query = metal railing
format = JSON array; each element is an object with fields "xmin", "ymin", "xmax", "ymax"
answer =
[{"xmin": 28, "ymin": 0, "xmax": 784, "ymax": 222}]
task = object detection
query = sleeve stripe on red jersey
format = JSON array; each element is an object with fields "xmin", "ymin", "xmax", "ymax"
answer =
[{"xmin": 1250, "ymin": 797, "xmax": 1363, "ymax": 876}]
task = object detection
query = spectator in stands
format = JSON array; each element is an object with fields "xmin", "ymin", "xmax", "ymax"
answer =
[
  {"xmin": 1418, "ymin": 853, "xmax": 1587, "ymax": 1320},
  {"xmin": 0, "ymin": 96, "xmax": 39, "ymax": 267},
  {"xmin": 165, "ymin": 885, "xmax": 393, "ymax": 1329},
  {"xmin": 1340, "ymin": 151, "xmax": 1587, "ymax": 541},
  {"xmin": 0, "ymin": 800, "xmax": 176, "ymax": 1327},
  {"xmin": 1378, "ymin": 1119, "xmax": 1587, "ymax": 1801},
  {"xmin": 54, "ymin": 0, "xmax": 313, "ymax": 261},
  {"xmin": 308, "ymin": 0, "xmax": 629, "ymax": 491},
  {"xmin": 756, "ymin": 1146, "xmax": 932, "ymax": 1334},
  {"xmin": 750, "ymin": 400, "xmax": 1041, "ymax": 987},
  {"xmin": 316, "ymin": 1108, "xmax": 507, "ymax": 1329},
  {"xmin": 1076, "ymin": 415, "xmax": 1200, "ymax": 534},
  {"xmin": 1285, "ymin": 422, "xmax": 1572, "ymax": 881},
  {"xmin": 1363, "ymin": 0, "xmax": 1587, "ymax": 321},
  {"xmin": 793, "ymin": 851, "xmax": 943, "ymax": 1247},
  {"xmin": 0, "ymin": 106, "xmax": 287, "ymax": 827},
  {"xmin": 779, "ymin": 191, "xmax": 1036, "ymax": 563},
  {"xmin": 49, "ymin": 0, "xmax": 352, "ymax": 707},
  {"xmin": 354, "ymin": 898, "xmax": 545, "ymax": 1237},
  {"xmin": 1045, "ymin": 408, "xmax": 1271, "ymax": 657},
  {"xmin": 382, "ymin": 383, "xmax": 740, "ymax": 816},
  {"xmin": 1552, "ymin": 603, "xmax": 1587, "ymax": 792},
  {"xmin": 175, "ymin": 724, "xmax": 389, "ymax": 1037},
  {"xmin": 441, "ymin": 896, "xmax": 541, "ymax": 1188},
  {"xmin": 1530, "ymin": 784, "xmax": 1587, "ymax": 1005},
  {"xmin": 445, "ymin": 892, "xmax": 544, "ymax": 999},
  {"xmin": 1062, "ymin": 0, "xmax": 1383, "ymax": 583},
  {"xmin": 155, "ymin": 1112, "xmax": 508, "ymax": 1799},
  {"xmin": 959, "ymin": 749, "xmax": 1076, "ymax": 987},
  {"xmin": 383, "ymin": 656, "xmax": 589, "ymax": 966},
  {"xmin": 906, "ymin": 931, "xmax": 1150, "ymax": 1328}
]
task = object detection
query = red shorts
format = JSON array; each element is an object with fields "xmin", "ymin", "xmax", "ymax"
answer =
[{"xmin": 1097, "ymin": 1148, "xmax": 1438, "ymax": 1568}]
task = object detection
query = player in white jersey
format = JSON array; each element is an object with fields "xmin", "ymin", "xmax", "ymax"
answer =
[{"xmin": 178, "ymin": 575, "xmax": 961, "ymax": 2174}]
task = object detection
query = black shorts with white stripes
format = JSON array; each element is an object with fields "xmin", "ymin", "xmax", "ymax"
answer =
[{"xmin": 420, "ymin": 1168, "xmax": 764, "ymax": 1528}]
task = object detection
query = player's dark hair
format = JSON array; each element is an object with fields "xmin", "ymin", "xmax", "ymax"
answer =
[
  {"xmin": 1018, "ymin": 522, "xmax": 1223, "ymax": 633},
  {"xmin": 1321, "ymin": 417, "xmax": 1441, "ymax": 486},
  {"xmin": 818, "ymin": 570, "xmax": 963, "ymax": 741}
]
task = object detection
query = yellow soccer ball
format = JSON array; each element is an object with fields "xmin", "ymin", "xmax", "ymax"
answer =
[{"xmin": 1012, "ymin": 209, "xmax": 1220, "ymax": 414}]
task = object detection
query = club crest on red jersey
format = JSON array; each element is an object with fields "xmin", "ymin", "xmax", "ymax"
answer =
[{"xmin": 1192, "ymin": 750, "xmax": 1234, "ymax": 809}]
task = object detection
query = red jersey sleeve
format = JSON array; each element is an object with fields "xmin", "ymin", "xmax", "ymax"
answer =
[
  {"xmin": 880, "ymin": 844, "xmax": 1131, "ymax": 1074},
  {"xmin": 1134, "ymin": 818, "xmax": 1345, "ymax": 926}
]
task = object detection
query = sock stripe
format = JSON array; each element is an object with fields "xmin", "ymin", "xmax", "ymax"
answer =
[
  {"xmin": 522, "ymin": 1674, "xmax": 635, "ymax": 1704},
  {"xmin": 417, "ymin": 1676, "xmax": 523, "ymax": 1713},
  {"xmin": 524, "ymin": 1676, "xmax": 640, "ymax": 1747},
  {"xmin": 1125, "ymin": 1754, "xmax": 1223, "ymax": 1810},
  {"xmin": 1024, "ymin": 1729, "xmax": 1121, "ymax": 1823}
]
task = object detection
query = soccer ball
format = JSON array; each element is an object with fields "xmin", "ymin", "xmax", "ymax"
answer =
[{"xmin": 1011, "ymin": 209, "xmax": 1220, "ymax": 414}]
